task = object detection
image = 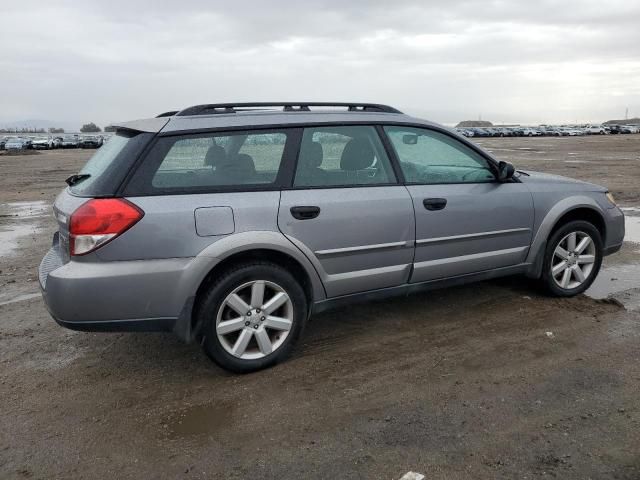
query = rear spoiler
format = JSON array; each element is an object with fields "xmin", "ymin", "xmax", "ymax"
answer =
[{"xmin": 107, "ymin": 117, "xmax": 169, "ymax": 134}]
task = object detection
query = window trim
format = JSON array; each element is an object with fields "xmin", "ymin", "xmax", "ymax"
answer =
[
  {"xmin": 121, "ymin": 127, "xmax": 300, "ymax": 196},
  {"xmin": 289, "ymin": 124, "xmax": 400, "ymax": 190},
  {"xmin": 119, "ymin": 121, "xmax": 512, "ymax": 196},
  {"xmin": 381, "ymin": 125, "xmax": 501, "ymax": 186}
]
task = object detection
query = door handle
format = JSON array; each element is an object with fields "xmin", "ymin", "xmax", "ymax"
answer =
[
  {"xmin": 290, "ymin": 206, "xmax": 320, "ymax": 220},
  {"xmin": 423, "ymin": 198, "xmax": 447, "ymax": 211}
]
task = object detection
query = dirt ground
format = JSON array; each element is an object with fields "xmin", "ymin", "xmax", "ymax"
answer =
[{"xmin": 1, "ymin": 136, "xmax": 639, "ymax": 479}]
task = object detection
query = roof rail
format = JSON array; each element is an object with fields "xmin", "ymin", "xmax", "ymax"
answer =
[
  {"xmin": 175, "ymin": 102, "xmax": 402, "ymax": 116},
  {"xmin": 156, "ymin": 110, "xmax": 179, "ymax": 118}
]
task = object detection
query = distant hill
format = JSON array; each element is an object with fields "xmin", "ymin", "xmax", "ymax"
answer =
[
  {"xmin": 456, "ymin": 120, "xmax": 493, "ymax": 127},
  {"xmin": 604, "ymin": 118, "xmax": 640, "ymax": 125}
]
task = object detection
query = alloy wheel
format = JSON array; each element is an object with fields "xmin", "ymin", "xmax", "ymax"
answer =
[
  {"xmin": 215, "ymin": 280, "xmax": 294, "ymax": 360},
  {"xmin": 551, "ymin": 231, "xmax": 596, "ymax": 289}
]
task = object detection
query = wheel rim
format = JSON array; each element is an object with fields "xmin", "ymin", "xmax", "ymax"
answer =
[
  {"xmin": 551, "ymin": 231, "xmax": 596, "ymax": 289},
  {"xmin": 215, "ymin": 280, "xmax": 294, "ymax": 360}
]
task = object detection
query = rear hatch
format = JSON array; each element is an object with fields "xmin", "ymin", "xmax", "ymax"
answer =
[{"xmin": 40, "ymin": 128, "xmax": 157, "ymax": 286}]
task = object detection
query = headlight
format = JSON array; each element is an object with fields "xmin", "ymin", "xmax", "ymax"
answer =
[{"xmin": 605, "ymin": 192, "xmax": 617, "ymax": 206}]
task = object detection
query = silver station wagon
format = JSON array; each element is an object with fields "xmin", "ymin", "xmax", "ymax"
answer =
[{"xmin": 39, "ymin": 102, "xmax": 625, "ymax": 372}]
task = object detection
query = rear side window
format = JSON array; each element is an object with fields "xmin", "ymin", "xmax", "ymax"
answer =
[
  {"xmin": 293, "ymin": 126, "xmax": 396, "ymax": 187},
  {"xmin": 128, "ymin": 130, "xmax": 290, "ymax": 193},
  {"xmin": 69, "ymin": 130, "xmax": 153, "ymax": 197}
]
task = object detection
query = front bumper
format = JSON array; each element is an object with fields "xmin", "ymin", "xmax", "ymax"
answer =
[{"xmin": 603, "ymin": 206, "xmax": 625, "ymax": 255}]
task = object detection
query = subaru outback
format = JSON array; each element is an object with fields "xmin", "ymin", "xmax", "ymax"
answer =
[{"xmin": 39, "ymin": 102, "xmax": 625, "ymax": 372}]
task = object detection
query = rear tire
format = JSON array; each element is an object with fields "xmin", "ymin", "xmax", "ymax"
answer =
[
  {"xmin": 541, "ymin": 220, "xmax": 603, "ymax": 296},
  {"xmin": 198, "ymin": 262, "xmax": 308, "ymax": 373}
]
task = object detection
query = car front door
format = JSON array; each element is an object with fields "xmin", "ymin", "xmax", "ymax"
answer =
[
  {"xmin": 383, "ymin": 125, "xmax": 534, "ymax": 283},
  {"xmin": 278, "ymin": 125, "xmax": 415, "ymax": 297}
]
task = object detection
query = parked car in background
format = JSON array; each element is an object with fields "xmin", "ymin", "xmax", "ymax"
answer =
[
  {"xmin": 4, "ymin": 137, "xmax": 28, "ymax": 151},
  {"xmin": 79, "ymin": 136, "xmax": 103, "ymax": 148},
  {"xmin": 620, "ymin": 125, "xmax": 639, "ymax": 134},
  {"xmin": 60, "ymin": 136, "xmax": 80, "ymax": 148},
  {"xmin": 561, "ymin": 127, "xmax": 584, "ymax": 136},
  {"xmin": 52, "ymin": 137, "xmax": 64, "ymax": 148},
  {"xmin": 586, "ymin": 125, "xmax": 607, "ymax": 135},
  {"xmin": 521, "ymin": 127, "xmax": 543, "ymax": 137},
  {"xmin": 547, "ymin": 127, "xmax": 564, "ymax": 136},
  {"xmin": 39, "ymin": 101, "xmax": 625, "ymax": 373},
  {"xmin": 471, "ymin": 128, "xmax": 493, "ymax": 137},
  {"xmin": 496, "ymin": 127, "xmax": 515, "ymax": 137},
  {"xmin": 460, "ymin": 129, "xmax": 476, "ymax": 137},
  {"xmin": 32, "ymin": 137, "xmax": 55, "ymax": 149},
  {"xmin": 0, "ymin": 137, "xmax": 7, "ymax": 150}
]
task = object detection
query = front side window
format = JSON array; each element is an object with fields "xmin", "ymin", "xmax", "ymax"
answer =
[
  {"xmin": 294, "ymin": 126, "xmax": 396, "ymax": 187},
  {"xmin": 147, "ymin": 131, "xmax": 288, "ymax": 190},
  {"xmin": 384, "ymin": 126, "xmax": 496, "ymax": 184}
]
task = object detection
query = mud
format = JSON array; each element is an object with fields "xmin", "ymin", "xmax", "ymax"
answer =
[{"xmin": 1, "ymin": 139, "xmax": 640, "ymax": 479}]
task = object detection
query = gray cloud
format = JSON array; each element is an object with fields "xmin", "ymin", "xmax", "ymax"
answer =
[{"xmin": 1, "ymin": 0, "xmax": 639, "ymax": 128}]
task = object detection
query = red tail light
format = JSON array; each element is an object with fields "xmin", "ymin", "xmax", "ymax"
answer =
[{"xmin": 69, "ymin": 198, "xmax": 144, "ymax": 256}]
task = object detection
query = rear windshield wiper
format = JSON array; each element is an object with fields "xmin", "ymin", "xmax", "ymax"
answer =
[{"xmin": 65, "ymin": 173, "xmax": 91, "ymax": 186}]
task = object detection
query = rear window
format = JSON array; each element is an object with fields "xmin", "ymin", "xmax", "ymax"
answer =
[
  {"xmin": 69, "ymin": 130, "xmax": 153, "ymax": 197},
  {"xmin": 126, "ymin": 130, "xmax": 291, "ymax": 194}
]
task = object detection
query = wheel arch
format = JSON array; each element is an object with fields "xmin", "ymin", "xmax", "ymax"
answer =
[
  {"xmin": 186, "ymin": 232, "xmax": 325, "ymax": 338},
  {"xmin": 548, "ymin": 207, "xmax": 606, "ymax": 240},
  {"xmin": 525, "ymin": 197, "xmax": 606, "ymax": 278}
]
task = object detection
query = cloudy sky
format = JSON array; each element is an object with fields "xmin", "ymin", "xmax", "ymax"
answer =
[{"xmin": 2, "ymin": 0, "xmax": 639, "ymax": 128}]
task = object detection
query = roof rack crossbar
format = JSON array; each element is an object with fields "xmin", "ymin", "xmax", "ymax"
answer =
[{"xmin": 175, "ymin": 102, "xmax": 402, "ymax": 116}]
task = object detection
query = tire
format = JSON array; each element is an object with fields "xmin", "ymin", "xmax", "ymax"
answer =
[
  {"xmin": 198, "ymin": 262, "xmax": 308, "ymax": 373},
  {"xmin": 541, "ymin": 220, "xmax": 603, "ymax": 297}
]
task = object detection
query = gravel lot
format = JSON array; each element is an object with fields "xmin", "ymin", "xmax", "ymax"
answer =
[{"xmin": 1, "ymin": 135, "xmax": 639, "ymax": 479}]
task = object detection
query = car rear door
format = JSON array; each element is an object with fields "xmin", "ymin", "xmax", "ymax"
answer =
[
  {"xmin": 383, "ymin": 125, "xmax": 534, "ymax": 283},
  {"xmin": 278, "ymin": 125, "xmax": 415, "ymax": 298}
]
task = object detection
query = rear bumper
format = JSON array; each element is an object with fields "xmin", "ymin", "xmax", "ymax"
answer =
[
  {"xmin": 52, "ymin": 316, "xmax": 176, "ymax": 333},
  {"xmin": 39, "ymin": 242, "xmax": 205, "ymax": 339}
]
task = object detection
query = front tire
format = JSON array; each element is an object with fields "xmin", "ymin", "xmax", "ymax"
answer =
[
  {"xmin": 198, "ymin": 262, "xmax": 308, "ymax": 373},
  {"xmin": 541, "ymin": 220, "xmax": 603, "ymax": 296}
]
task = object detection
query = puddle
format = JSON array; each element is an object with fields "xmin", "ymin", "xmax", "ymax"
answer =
[
  {"xmin": 621, "ymin": 206, "xmax": 640, "ymax": 216},
  {"xmin": 19, "ymin": 340, "xmax": 88, "ymax": 372},
  {"xmin": 585, "ymin": 216, "xmax": 640, "ymax": 309},
  {"xmin": 624, "ymin": 216, "xmax": 640, "ymax": 244},
  {"xmin": 164, "ymin": 402, "xmax": 235, "ymax": 439},
  {"xmin": 587, "ymin": 263, "xmax": 640, "ymax": 303},
  {"xmin": 564, "ymin": 160, "xmax": 588, "ymax": 164},
  {"xmin": 0, "ymin": 223, "xmax": 42, "ymax": 257},
  {"xmin": 0, "ymin": 292, "xmax": 41, "ymax": 307},
  {"xmin": 1, "ymin": 201, "xmax": 49, "ymax": 219},
  {"xmin": 0, "ymin": 201, "xmax": 48, "ymax": 257}
]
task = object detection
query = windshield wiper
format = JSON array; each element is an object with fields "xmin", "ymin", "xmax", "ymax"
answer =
[{"xmin": 65, "ymin": 173, "xmax": 91, "ymax": 186}]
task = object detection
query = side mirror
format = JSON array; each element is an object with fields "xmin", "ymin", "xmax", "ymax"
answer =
[
  {"xmin": 497, "ymin": 161, "xmax": 515, "ymax": 181},
  {"xmin": 402, "ymin": 134, "xmax": 418, "ymax": 145}
]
